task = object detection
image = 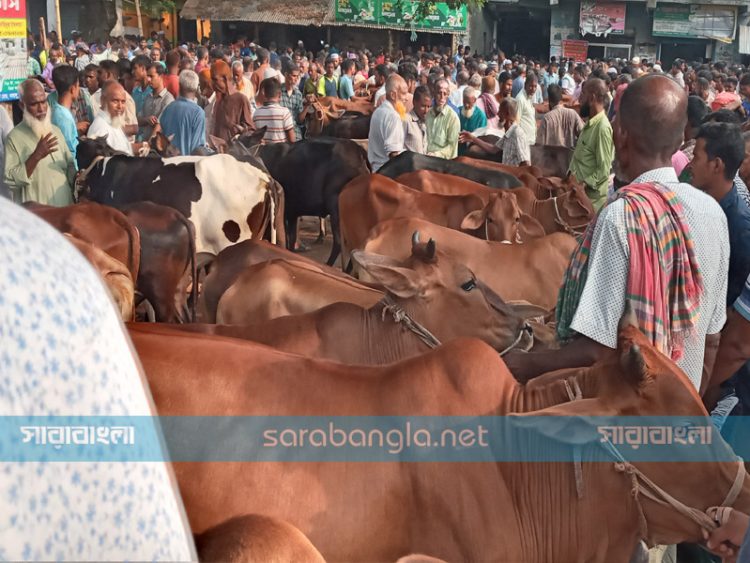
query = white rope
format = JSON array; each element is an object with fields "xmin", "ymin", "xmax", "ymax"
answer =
[{"xmin": 552, "ymin": 196, "xmax": 589, "ymax": 237}]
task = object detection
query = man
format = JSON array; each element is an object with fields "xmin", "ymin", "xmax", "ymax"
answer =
[
  {"xmin": 541, "ymin": 62, "xmax": 559, "ymax": 101},
  {"xmin": 497, "ymin": 71, "xmax": 513, "ymax": 101},
  {"xmin": 88, "ymin": 81, "xmax": 142, "ymax": 156},
  {"xmin": 372, "ymin": 64, "xmax": 392, "ymax": 107},
  {"xmin": 41, "ymin": 44, "xmax": 64, "ymax": 90},
  {"xmin": 252, "ymin": 78, "xmax": 295, "ymax": 144},
  {"xmin": 426, "ymin": 78, "xmax": 460, "ymax": 160},
  {"xmin": 74, "ymin": 43, "xmax": 92, "ymax": 72},
  {"xmin": 163, "ymin": 50, "xmax": 181, "ymax": 98},
  {"xmin": 138, "ymin": 62, "xmax": 174, "ymax": 140},
  {"xmin": 571, "ymin": 65, "xmax": 585, "ymax": 102},
  {"xmin": 232, "ymin": 60, "xmax": 255, "ymax": 101},
  {"xmin": 514, "ymin": 72, "xmax": 538, "ymax": 149},
  {"xmin": 449, "ymin": 70, "xmax": 469, "ymax": 108},
  {"xmin": 511, "ymin": 64, "xmax": 526, "ymax": 98},
  {"xmin": 130, "ymin": 55, "xmax": 153, "ymax": 115},
  {"xmin": 460, "ymin": 98, "xmax": 530, "ymax": 167},
  {"xmin": 4, "ymin": 79, "xmax": 75, "ymax": 205},
  {"xmin": 404, "ymin": 85, "xmax": 431, "ymax": 154},
  {"xmin": 505, "ymin": 75, "xmax": 729, "ymax": 394},
  {"xmin": 251, "ymin": 48, "xmax": 270, "ymax": 93},
  {"xmin": 207, "ymin": 60, "xmax": 253, "ymax": 146},
  {"xmin": 568, "ymin": 78, "xmax": 615, "ymax": 211},
  {"xmin": 338, "ymin": 59, "xmax": 356, "ymax": 101},
  {"xmin": 671, "ymin": 59, "xmax": 685, "ymax": 89},
  {"xmin": 50, "ymin": 65, "xmax": 80, "ymax": 158},
  {"xmin": 150, "ymin": 46, "xmax": 163, "ymax": 68},
  {"xmin": 159, "ymin": 69, "xmax": 205, "ymax": 156},
  {"xmin": 91, "ymin": 60, "xmax": 138, "ymax": 139},
  {"xmin": 367, "ymin": 74, "xmax": 407, "ymax": 172},
  {"xmin": 458, "ymin": 87, "xmax": 486, "ymax": 155},
  {"xmin": 194, "ymin": 46, "xmax": 209, "ymax": 74},
  {"xmin": 318, "ymin": 58, "xmax": 339, "ymax": 98},
  {"xmin": 691, "ymin": 122, "xmax": 750, "ymax": 305},
  {"xmin": 281, "ymin": 63, "xmax": 305, "ymax": 142},
  {"xmin": 536, "ymin": 83, "xmax": 584, "ymax": 149},
  {"xmin": 83, "ymin": 63, "xmax": 99, "ymax": 98},
  {"xmin": 560, "ymin": 65, "xmax": 575, "ymax": 97}
]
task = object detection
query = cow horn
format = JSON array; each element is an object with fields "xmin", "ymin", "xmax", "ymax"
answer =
[
  {"xmin": 411, "ymin": 231, "xmax": 421, "ymax": 247},
  {"xmin": 620, "ymin": 343, "xmax": 648, "ymax": 387},
  {"xmin": 425, "ymin": 238, "xmax": 436, "ymax": 261}
]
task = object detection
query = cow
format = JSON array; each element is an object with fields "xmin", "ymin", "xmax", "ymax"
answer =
[
  {"xmin": 362, "ymin": 217, "xmax": 577, "ymax": 309},
  {"xmin": 76, "ymin": 137, "xmax": 280, "ymax": 259},
  {"xmin": 172, "ymin": 235, "xmax": 543, "ymax": 363},
  {"xmin": 338, "ymin": 175, "xmax": 543, "ymax": 266},
  {"xmin": 147, "ymin": 129, "xmax": 180, "ymax": 157},
  {"xmin": 199, "ymin": 240, "xmax": 361, "ymax": 323},
  {"xmin": 248, "ymin": 138, "xmax": 370, "ymax": 267},
  {"xmin": 530, "ymin": 144, "xmax": 575, "ymax": 178},
  {"xmin": 25, "ymin": 201, "xmax": 141, "ymax": 282},
  {"xmin": 304, "ymin": 100, "xmax": 371, "ymax": 139},
  {"xmin": 195, "ymin": 514, "xmax": 325, "ymax": 563},
  {"xmin": 455, "ymin": 156, "xmax": 544, "ymax": 179},
  {"xmin": 216, "ymin": 259, "xmax": 384, "ymax": 324},
  {"xmin": 130, "ymin": 312, "xmax": 750, "ymax": 561},
  {"xmin": 395, "ymin": 171, "xmax": 595, "ymax": 236},
  {"xmin": 65, "ymin": 234, "xmax": 134, "ymax": 321},
  {"xmin": 119, "ymin": 202, "xmax": 197, "ymax": 323},
  {"xmin": 376, "ymin": 152, "xmax": 522, "ymax": 189},
  {"xmin": 318, "ymin": 96, "xmax": 374, "ymax": 116}
]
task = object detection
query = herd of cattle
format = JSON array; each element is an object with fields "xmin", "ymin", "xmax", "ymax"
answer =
[{"xmin": 22, "ymin": 113, "xmax": 750, "ymax": 560}]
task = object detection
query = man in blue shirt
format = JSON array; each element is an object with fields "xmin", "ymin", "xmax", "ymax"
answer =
[
  {"xmin": 130, "ymin": 55, "xmax": 152, "ymax": 116},
  {"xmin": 511, "ymin": 65, "xmax": 526, "ymax": 98},
  {"xmin": 50, "ymin": 64, "xmax": 80, "ymax": 160},
  {"xmin": 338, "ymin": 59, "xmax": 356, "ymax": 101},
  {"xmin": 158, "ymin": 70, "xmax": 205, "ymax": 156}
]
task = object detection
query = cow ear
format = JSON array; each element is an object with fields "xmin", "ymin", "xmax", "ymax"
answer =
[
  {"xmin": 507, "ymin": 301, "xmax": 550, "ymax": 322},
  {"xmin": 167, "ymin": 134, "xmax": 175, "ymax": 143},
  {"xmin": 209, "ymin": 135, "xmax": 227, "ymax": 153},
  {"xmin": 352, "ymin": 250, "xmax": 422, "ymax": 298},
  {"xmin": 508, "ymin": 399, "xmax": 618, "ymax": 446},
  {"xmin": 563, "ymin": 189, "xmax": 592, "ymax": 219},
  {"xmin": 518, "ymin": 214, "xmax": 546, "ymax": 240},
  {"xmin": 460, "ymin": 208, "xmax": 488, "ymax": 231}
]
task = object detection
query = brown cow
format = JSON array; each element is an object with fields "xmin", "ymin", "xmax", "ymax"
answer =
[
  {"xmin": 195, "ymin": 514, "xmax": 325, "ymax": 563},
  {"xmin": 339, "ymin": 174, "xmax": 542, "ymax": 266},
  {"xmin": 200, "ymin": 240, "xmax": 362, "ymax": 323},
  {"xmin": 169, "ymin": 236, "xmax": 541, "ymax": 363},
  {"xmin": 65, "ymin": 234, "xmax": 135, "ymax": 320},
  {"xmin": 216, "ymin": 259, "xmax": 383, "ymax": 324},
  {"xmin": 26, "ymin": 201, "xmax": 141, "ymax": 281},
  {"xmin": 396, "ymin": 170, "xmax": 596, "ymax": 235},
  {"xmin": 120, "ymin": 202, "xmax": 197, "ymax": 323},
  {"xmin": 318, "ymin": 96, "xmax": 374, "ymax": 116},
  {"xmin": 455, "ymin": 155, "xmax": 544, "ymax": 179},
  {"xmin": 362, "ymin": 217, "xmax": 577, "ymax": 309},
  {"xmin": 131, "ymin": 315, "xmax": 750, "ymax": 561}
]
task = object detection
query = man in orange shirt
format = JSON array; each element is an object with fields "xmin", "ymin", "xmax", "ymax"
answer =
[{"xmin": 251, "ymin": 48, "xmax": 270, "ymax": 93}]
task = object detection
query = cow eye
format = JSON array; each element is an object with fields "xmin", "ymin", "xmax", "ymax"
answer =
[{"xmin": 461, "ymin": 279, "xmax": 476, "ymax": 292}]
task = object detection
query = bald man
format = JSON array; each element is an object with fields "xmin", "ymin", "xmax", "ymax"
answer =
[
  {"xmin": 568, "ymin": 77, "xmax": 614, "ymax": 211},
  {"xmin": 367, "ymin": 74, "xmax": 407, "ymax": 171},
  {"xmin": 88, "ymin": 81, "xmax": 139, "ymax": 156},
  {"xmin": 207, "ymin": 60, "xmax": 253, "ymax": 146},
  {"xmin": 506, "ymin": 75, "xmax": 730, "ymax": 395}
]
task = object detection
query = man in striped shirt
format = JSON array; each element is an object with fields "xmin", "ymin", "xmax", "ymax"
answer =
[{"xmin": 252, "ymin": 78, "xmax": 295, "ymax": 144}]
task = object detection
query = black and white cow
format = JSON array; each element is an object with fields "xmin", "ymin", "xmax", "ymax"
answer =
[{"xmin": 76, "ymin": 137, "xmax": 282, "ymax": 257}]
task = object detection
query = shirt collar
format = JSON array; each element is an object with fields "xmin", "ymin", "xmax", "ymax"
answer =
[
  {"xmin": 719, "ymin": 185, "xmax": 739, "ymax": 212},
  {"xmin": 177, "ymin": 96, "xmax": 197, "ymax": 104},
  {"xmin": 585, "ymin": 111, "xmax": 607, "ymax": 127},
  {"xmin": 152, "ymin": 88, "xmax": 168, "ymax": 98},
  {"xmin": 633, "ymin": 167, "xmax": 679, "ymax": 185},
  {"xmin": 408, "ymin": 110, "xmax": 424, "ymax": 124}
]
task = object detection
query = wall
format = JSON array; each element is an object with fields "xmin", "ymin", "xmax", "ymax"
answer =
[{"xmin": 468, "ymin": 6, "xmax": 496, "ymax": 56}]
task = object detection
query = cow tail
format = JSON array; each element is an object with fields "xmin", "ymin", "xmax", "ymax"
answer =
[
  {"xmin": 179, "ymin": 215, "xmax": 199, "ymax": 323},
  {"xmin": 269, "ymin": 184, "xmax": 276, "ymax": 245},
  {"xmin": 273, "ymin": 180, "xmax": 286, "ymax": 248},
  {"xmin": 118, "ymin": 214, "xmax": 141, "ymax": 284}
]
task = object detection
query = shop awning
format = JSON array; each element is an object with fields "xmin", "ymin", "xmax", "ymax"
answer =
[{"xmin": 180, "ymin": 0, "xmax": 464, "ymax": 33}]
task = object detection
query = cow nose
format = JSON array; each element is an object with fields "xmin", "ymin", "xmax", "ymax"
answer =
[{"xmin": 520, "ymin": 322, "xmax": 535, "ymax": 352}]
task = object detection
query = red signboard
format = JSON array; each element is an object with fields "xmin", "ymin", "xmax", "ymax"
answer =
[
  {"xmin": 562, "ymin": 39, "xmax": 589, "ymax": 63},
  {"xmin": 0, "ymin": 0, "xmax": 25, "ymax": 20}
]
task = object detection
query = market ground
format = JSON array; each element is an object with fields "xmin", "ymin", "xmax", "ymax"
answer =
[{"xmin": 296, "ymin": 216, "xmax": 336, "ymax": 266}]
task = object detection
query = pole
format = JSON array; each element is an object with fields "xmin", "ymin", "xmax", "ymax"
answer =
[
  {"xmin": 54, "ymin": 0, "xmax": 61, "ymax": 37},
  {"xmin": 134, "ymin": 0, "xmax": 144, "ymax": 38},
  {"xmin": 39, "ymin": 17, "xmax": 48, "ymax": 50}
]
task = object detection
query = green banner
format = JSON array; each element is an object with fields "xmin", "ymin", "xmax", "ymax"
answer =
[{"xmin": 336, "ymin": 0, "xmax": 467, "ymax": 31}]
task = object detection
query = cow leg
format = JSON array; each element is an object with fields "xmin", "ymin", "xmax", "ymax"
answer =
[
  {"xmin": 316, "ymin": 217, "xmax": 326, "ymax": 243},
  {"xmin": 286, "ymin": 216, "xmax": 299, "ymax": 252},
  {"xmin": 326, "ymin": 205, "xmax": 342, "ymax": 267}
]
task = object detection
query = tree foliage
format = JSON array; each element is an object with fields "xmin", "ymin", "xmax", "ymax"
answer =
[{"xmin": 404, "ymin": 0, "xmax": 485, "ymax": 20}]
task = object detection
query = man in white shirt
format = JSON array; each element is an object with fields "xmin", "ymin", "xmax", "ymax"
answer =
[
  {"xmin": 87, "ymin": 81, "xmax": 138, "ymax": 156},
  {"xmin": 449, "ymin": 70, "xmax": 469, "ymax": 109},
  {"xmin": 368, "ymin": 74, "xmax": 408, "ymax": 171},
  {"xmin": 514, "ymin": 73, "xmax": 538, "ymax": 148},
  {"xmin": 505, "ymin": 75, "xmax": 729, "ymax": 391}
]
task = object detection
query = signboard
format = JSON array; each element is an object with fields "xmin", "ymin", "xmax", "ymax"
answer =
[
  {"xmin": 0, "ymin": 0, "xmax": 26, "ymax": 102},
  {"xmin": 335, "ymin": 0, "xmax": 377, "ymax": 24},
  {"xmin": 580, "ymin": 2, "xmax": 625, "ymax": 37},
  {"xmin": 653, "ymin": 5, "xmax": 736, "ymax": 42},
  {"xmin": 562, "ymin": 39, "xmax": 589, "ymax": 62},
  {"xmin": 550, "ymin": 4, "xmax": 579, "ymax": 61},
  {"xmin": 335, "ymin": 0, "xmax": 466, "ymax": 31}
]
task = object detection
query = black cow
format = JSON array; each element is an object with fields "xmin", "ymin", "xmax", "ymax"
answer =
[
  {"xmin": 377, "ymin": 151, "xmax": 522, "ymax": 188},
  {"xmin": 324, "ymin": 114, "xmax": 371, "ymax": 139},
  {"xmin": 237, "ymin": 136, "xmax": 370, "ymax": 267}
]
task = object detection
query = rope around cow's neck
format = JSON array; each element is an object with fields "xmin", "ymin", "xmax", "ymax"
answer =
[
  {"xmin": 379, "ymin": 296, "xmax": 531, "ymax": 356},
  {"xmin": 552, "ymin": 196, "xmax": 589, "ymax": 237},
  {"xmin": 562, "ymin": 375, "xmax": 746, "ymax": 543},
  {"xmin": 73, "ymin": 155, "xmax": 105, "ymax": 202}
]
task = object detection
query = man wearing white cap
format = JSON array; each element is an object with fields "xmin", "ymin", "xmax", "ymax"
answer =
[{"xmin": 331, "ymin": 53, "xmax": 342, "ymax": 79}]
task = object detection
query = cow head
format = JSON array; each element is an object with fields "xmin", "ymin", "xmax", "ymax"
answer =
[
  {"xmin": 236, "ymin": 127, "xmax": 268, "ymax": 152},
  {"xmin": 351, "ymin": 232, "xmax": 544, "ymax": 355},
  {"xmin": 536, "ymin": 176, "xmax": 569, "ymax": 199},
  {"xmin": 76, "ymin": 136, "xmax": 117, "ymax": 171},
  {"xmin": 148, "ymin": 130, "xmax": 180, "ymax": 157},
  {"xmin": 304, "ymin": 101, "xmax": 345, "ymax": 137},
  {"xmin": 460, "ymin": 192, "xmax": 545, "ymax": 243},
  {"xmin": 512, "ymin": 306, "xmax": 750, "ymax": 547}
]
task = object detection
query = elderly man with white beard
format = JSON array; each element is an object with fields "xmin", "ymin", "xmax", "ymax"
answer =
[
  {"xmin": 87, "ymin": 81, "xmax": 144, "ymax": 156},
  {"xmin": 4, "ymin": 79, "xmax": 75, "ymax": 206}
]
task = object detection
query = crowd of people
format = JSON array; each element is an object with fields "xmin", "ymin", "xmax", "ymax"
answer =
[{"xmin": 5, "ymin": 28, "xmax": 750, "ymax": 559}]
